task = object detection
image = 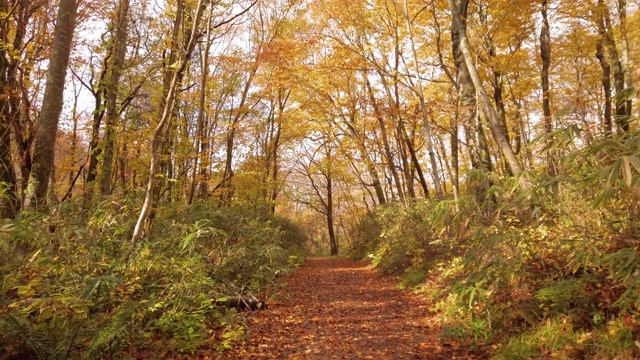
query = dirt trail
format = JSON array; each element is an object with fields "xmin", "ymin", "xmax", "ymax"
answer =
[{"xmin": 220, "ymin": 257, "xmax": 475, "ymax": 359}]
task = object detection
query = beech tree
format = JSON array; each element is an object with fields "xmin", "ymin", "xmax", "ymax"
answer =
[
  {"xmin": 540, "ymin": 0, "xmax": 557, "ymax": 176},
  {"xmin": 0, "ymin": 0, "xmax": 636, "ymax": 243},
  {"xmin": 295, "ymin": 133, "xmax": 341, "ymax": 256},
  {"xmin": 132, "ymin": 0, "xmax": 257, "ymax": 241},
  {"xmin": 399, "ymin": 0, "xmax": 444, "ymax": 200},
  {"xmin": 0, "ymin": 0, "xmax": 51, "ymax": 215},
  {"xmin": 99, "ymin": 0, "xmax": 131, "ymax": 195},
  {"xmin": 447, "ymin": 0, "xmax": 524, "ymax": 177},
  {"xmin": 24, "ymin": 0, "xmax": 78, "ymax": 210},
  {"xmin": 0, "ymin": 0, "xmax": 18, "ymax": 217},
  {"xmin": 132, "ymin": 0, "xmax": 209, "ymax": 242}
]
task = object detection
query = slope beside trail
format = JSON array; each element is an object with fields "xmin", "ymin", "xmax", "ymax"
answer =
[{"xmin": 219, "ymin": 257, "xmax": 478, "ymax": 359}]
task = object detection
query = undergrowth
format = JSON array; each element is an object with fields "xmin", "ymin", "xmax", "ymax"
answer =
[
  {"xmin": 349, "ymin": 128, "xmax": 640, "ymax": 359},
  {"xmin": 0, "ymin": 199, "xmax": 306, "ymax": 358}
]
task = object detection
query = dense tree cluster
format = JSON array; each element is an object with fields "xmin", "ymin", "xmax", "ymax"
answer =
[{"xmin": 1, "ymin": 0, "xmax": 637, "ymax": 245}]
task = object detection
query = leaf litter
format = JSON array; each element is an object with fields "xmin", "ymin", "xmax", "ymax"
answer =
[{"xmin": 217, "ymin": 257, "xmax": 478, "ymax": 359}]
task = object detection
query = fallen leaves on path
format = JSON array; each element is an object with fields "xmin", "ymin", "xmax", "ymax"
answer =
[{"xmin": 219, "ymin": 257, "xmax": 477, "ymax": 359}]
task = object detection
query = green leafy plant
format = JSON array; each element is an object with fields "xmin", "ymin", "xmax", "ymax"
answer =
[{"xmin": 1, "ymin": 199, "xmax": 307, "ymax": 357}]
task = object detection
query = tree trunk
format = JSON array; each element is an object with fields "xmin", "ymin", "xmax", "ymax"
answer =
[
  {"xmin": 536, "ymin": 0, "xmax": 558, "ymax": 180},
  {"xmin": 147, "ymin": 0, "xmax": 184, "ymax": 209},
  {"xmin": 365, "ymin": 151, "xmax": 387, "ymax": 205},
  {"xmin": 401, "ymin": 0, "xmax": 444, "ymax": 200},
  {"xmin": 400, "ymin": 120, "xmax": 430, "ymax": 198},
  {"xmin": 117, "ymin": 117, "xmax": 129, "ymax": 189},
  {"xmin": 601, "ymin": 1, "xmax": 627, "ymax": 131},
  {"xmin": 327, "ymin": 174, "xmax": 338, "ymax": 256},
  {"xmin": 451, "ymin": 0, "xmax": 479, "ymax": 169},
  {"xmin": 450, "ymin": 96, "xmax": 459, "ymax": 196},
  {"xmin": 347, "ymin": 123, "xmax": 387, "ymax": 205},
  {"xmin": 219, "ymin": 123, "xmax": 236, "ymax": 206},
  {"xmin": 450, "ymin": 0, "xmax": 492, "ymax": 205},
  {"xmin": 595, "ymin": 4, "xmax": 613, "ymax": 135},
  {"xmin": 540, "ymin": 0, "xmax": 557, "ymax": 177},
  {"xmin": 24, "ymin": 0, "xmax": 77, "ymax": 210},
  {"xmin": 2, "ymin": 1, "xmax": 42, "ymax": 206},
  {"xmin": 594, "ymin": 0, "xmax": 628, "ymax": 132},
  {"xmin": 268, "ymin": 120, "xmax": 282, "ymax": 212},
  {"xmin": 437, "ymin": 134, "xmax": 458, "ymax": 201},
  {"xmin": 617, "ymin": 0, "xmax": 633, "ymax": 121},
  {"xmin": 0, "ymin": 105, "xmax": 17, "ymax": 218},
  {"xmin": 479, "ymin": 5, "xmax": 511, "ymax": 152},
  {"xmin": 397, "ymin": 120, "xmax": 415, "ymax": 199},
  {"xmin": 67, "ymin": 82, "xmax": 80, "ymax": 198},
  {"xmin": 0, "ymin": 0, "xmax": 18, "ymax": 218},
  {"xmin": 132, "ymin": 0, "xmax": 207, "ymax": 242},
  {"xmin": 364, "ymin": 74, "xmax": 404, "ymax": 201},
  {"xmin": 195, "ymin": 10, "xmax": 214, "ymax": 200},
  {"xmin": 268, "ymin": 90, "xmax": 287, "ymax": 212},
  {"xmin": 218, "ymin": 65, "xmax": 258, "ymax": 206},
  {"xmin": 377, "ymin": 64, "xmax": 414, "ymax": 199},
  {"xmin": 540, "ymin": 0, "xmax": 552, "ymax": 135},
  {"xmin": 390, "ymin": 14, "xmax": 415, "ymax": 198},
  {"xmin": 100, "ymin": 0, "xmax": 130, "ymax": 195},
  {"xmin": 85, "ymin": 70, "xmax": 106, "ymax": 190},
  {"xmin": 448, "ymin": 0, "xmax": 524, "ymax": 177}
]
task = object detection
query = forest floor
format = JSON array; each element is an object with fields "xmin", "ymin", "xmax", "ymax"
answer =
[{"xmin": 215, "ymin": 257, "xmax": 480, "ymax": 359}]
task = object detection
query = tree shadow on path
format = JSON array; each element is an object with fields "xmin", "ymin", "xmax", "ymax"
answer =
[{"xmin": 220, "ymin": 257, "xmax": 480, "ymax": 359}]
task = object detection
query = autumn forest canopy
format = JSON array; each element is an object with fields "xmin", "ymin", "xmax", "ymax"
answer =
[{"xmin": 1, "ymin": 0, "xmax": 640, "ymax": 358}]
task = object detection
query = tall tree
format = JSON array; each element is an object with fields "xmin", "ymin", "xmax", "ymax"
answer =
[
  {"xmin": 447, "ymin": 0, "xmax": 524, "ymax": 177},
  {"xmin": 0, "ymin": 0, "xmax": 48, "ymax": 212},
  {"xmin": 594, "ymin": 0, "xmax": 613, "ymax": 134},
  {"xmin": 132, "ymin": 0, "xmax": 207, "ymax": 242},
  {"xmin": 218, "ymin": 60, "xmax": 258, "ymax": 206},
  {"xmin": 196, "ymin": 10, "xmax": 215, "ymax": 201},
  {"xmin": 132, "ymin": 0, "xmax": 257, "ymax": 241},
  {"xmin": 399, "ymin": 0, "xmax": 444, "ymax": 200},
  {"xmin": 540, "ymin": 0, "xmax": 556, "ymax": 176},
  {"xmin": 100, "ymin": 0, "xmax": 131, "ymax": 195},
  {"xmin": 296, "ymin": 134, "xmax": 340, "ymax": 255},
  {"xmin": 0, "ymin": 110, "xmax": 17, "ymax": 218},
  {"xmin": 364, "ymin": 73, "xmax": 405, "ymax": 201},
  {"xmin": 0, "ymin": 0, "xmax": 18, "ymax": 218},
  {"xmin": 449, "ymin": 0, "xmax": 493, "ymax": 201},
  {"xmin": 24, "ymin": 0, "xmax": 78, "ymax": 209},
  {"xmin": 83, "ymin": 55, "xmax": 108, "ymax": 190},
  {"xmin": 616, "ymin": 0, "xmax": 633, "ymax": 121}
]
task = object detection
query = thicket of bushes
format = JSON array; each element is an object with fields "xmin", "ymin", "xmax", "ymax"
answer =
[
  {"xmin": 0, "ymin": 198, "xmax": 306, "ymax": 358},
  {"xmin": 349, "ymin": 129, "xmax": 640, "ymax": 359}
]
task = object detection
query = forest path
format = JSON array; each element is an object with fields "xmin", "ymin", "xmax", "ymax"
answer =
[{"xmin": 219, "ymin": 257, "xmax": 476, "ymax": 359}]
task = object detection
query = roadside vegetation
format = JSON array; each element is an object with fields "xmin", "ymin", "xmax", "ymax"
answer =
[
  {"xmin": 349, "ymin": 129, "xmax": 640, "ymax": 359},
  {"xmin": 0, "ymin": 200, "xmax": 306, "ymax": 358}
]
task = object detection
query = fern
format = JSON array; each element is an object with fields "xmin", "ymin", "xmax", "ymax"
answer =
[
  {"xmin": 82, "ymin": 307, "xmax": 132, "ymax": 359},
  {"xmin": 535, "ymin": 278, "xmax": 593, "ymax": 317},
  {"xmin": 4, "ymin": 314, "xmax": 54, "ymax": 360},
  {"xmin": 603, "ymin": 248, "xmax": 640, "ymax": 310}
]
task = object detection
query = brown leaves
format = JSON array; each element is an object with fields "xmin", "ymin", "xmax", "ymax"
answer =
[{"xmin": 220, "ymin": 258, "xmax": 477, "ymax": 359}]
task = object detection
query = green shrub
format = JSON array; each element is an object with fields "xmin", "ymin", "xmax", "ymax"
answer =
[
  {"xmin": 0, "ymin": 198, "xmax": 307, "ymax": 358},
  {"xmin": 347, "ymin": 158, "xmax": 640, "ymax": 358}
]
